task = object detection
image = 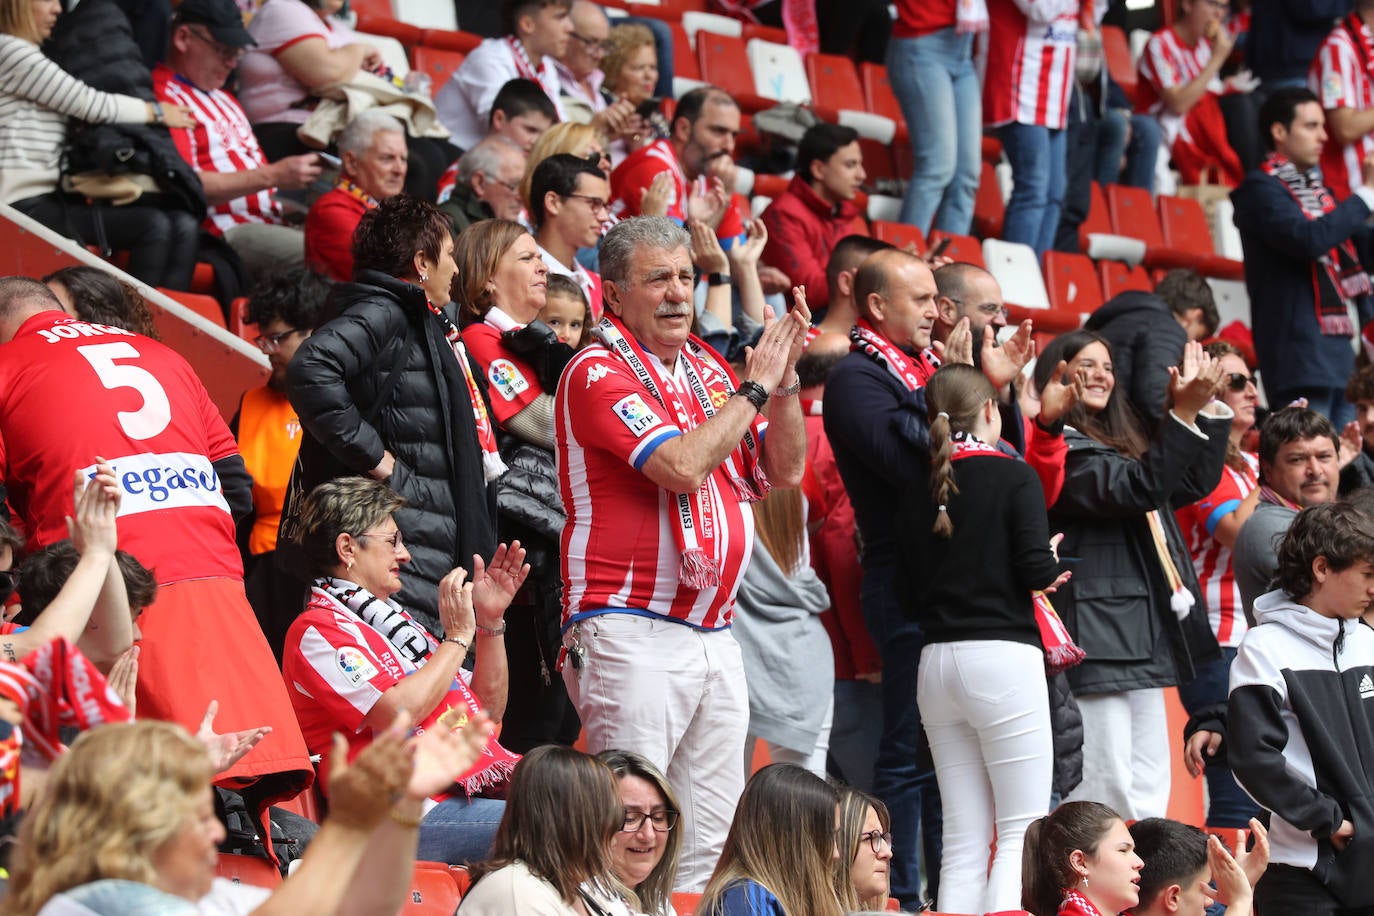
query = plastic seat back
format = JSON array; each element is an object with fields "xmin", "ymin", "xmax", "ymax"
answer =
[
  {"xmin": 806, "ymin": 52, "xmax": 865, "ymax": 114},
  {"xmin": 400, "ymin": 861, "xmax": 462, "ymax": 914},
  {"xmin": 871, "ymin": 220, "xmax": 926, "ymax": 252},
  {"xmin": 215, "ymin": 854, "xmax": 282, "ymax": 888},
  {"xmin": 747, "ymin": 38, "xmax": 810, "ymax": 103},
  {"xmin": 1158, "ymin": 195, "xmax": 1218, "ymax": 255},
  {"xmin": 156, "ymin": 288, "xmax": 226, "ymax": 329},
  {"xmin": 420, "ymin": 28, "xmax": 482, "ymax": 53},
  {"xmin": 669, "ymin": 21, "xmax": 700, "ymax": 80},
  {"xmin": 696, "ymin": 32, "xmax": 755, "ymax": 102},
  {"xmin": 412, "ymin": 46, "xmax": 466, "ymax": 88},
  {"xmin": 1102, "ymin": 24, "xmax": 1138, "ymax": 106},
  {"xmin": 973, "ymin": 160, "xmax": 1005, "ymax": 239},
  {"xmin": 984, "ymin": 238, "xmax": 1051, "ymax": 310},
  {"xmin": 930, "ymin": 231, "xmax": 985, "ymax": 268},
  {"xmin": 1042, "ymin": 250, "xmax": 1104, "ymax": 314},
  {"xmin": 1098, "ymin": 260, "xmax": 1153, "ymax": 297},
  {"xmin": 1107, "ymin": 184, "xmax": 1165, "ymax": 248}
]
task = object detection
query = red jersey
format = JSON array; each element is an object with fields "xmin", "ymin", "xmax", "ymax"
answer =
[
  {"xmin": 609, "ymin": 140, "xmax": 746, "ymax": 241},
  {"xmin": 1174, "ymin": 452, "xmax": 1256, "ymax": 648},
  {"xmin": 0, "ymin": 311, "xmax": 242, "ymax": 584},
  {"xmin": 1137, "ymin": 26, "xmax": 1223, "ymax": 141},
  {"xmin": 461, "ymin": 322, "xmax": 543, "ymax": 427},
  {"xmin": 304, "ymin": 185, "xmax": 370, "ymax": 281},
  {"xmin": 892, "ymin": 0, "xmax": 956, "ymax": 40},
  {"xmin": 1311, "ymin": 15, "xmax": 1374, "ymax": 200},
  {"xmin": 152, "ymin": 64, "xmax": 282, "ymax": 236},
  {"xmin": 984, "ymin": 0, "xmax": 1079, "ymax": 129},
  {"xmin": 556, "ymin": 341, "xmax": 766, "ymax": 629}
]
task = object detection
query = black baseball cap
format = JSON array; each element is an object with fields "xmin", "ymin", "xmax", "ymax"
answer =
[{"xmin": 174, "ymin": 0, "xmax": 257, "ymax": 48}]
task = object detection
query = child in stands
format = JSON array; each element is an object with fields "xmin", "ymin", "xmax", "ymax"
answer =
[{"xmin": 539, "ymin": 273, "xmax": 590, "ymax": 349}]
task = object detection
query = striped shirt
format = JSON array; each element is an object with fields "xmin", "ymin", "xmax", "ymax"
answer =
[
  {"xmin": 1137, "ymin": 25, "xmax": 1223, "ymax": 147},
  {"xmin": 152, "ymin": 65, "xmax": 282, "ymax": 234},
  {"xmin": 983, "ymin": 0, "xmax": 1080, "ymax": 129},
  {"xmin": 1175, "ymin": 452, "xmax": 1257, "ymax": 648},
  {"xmin": 1310, "ymin": 16, "xmax": 1374, "ymax": 200},
  {"xmin": 0, "ymin": 34, "xmax": 147, "ymax": 204}
]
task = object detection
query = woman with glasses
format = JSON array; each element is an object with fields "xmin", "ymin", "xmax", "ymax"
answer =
[
  {"xmin": 597, "ymin": 750, "xmax": 683, "ymax": 916},
  {"xmin": 1172, "ymin": 340, "xmax": 1261, "ymax": 831},
  {"xmin": 835, "ymin": 787, "xmax": 892, "ymax": 912},
  {"xmin": 281, "ymin": 475, "xmax": 529, "ymax": 867},
  {"xmin": 698, "ymin": 764, "xmax": 843, "ymax": 916}
]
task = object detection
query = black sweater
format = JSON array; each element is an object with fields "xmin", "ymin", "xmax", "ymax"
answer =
[{"xmin": 901, "ymin": 451, "xmax": 1062, "ymax": 646}]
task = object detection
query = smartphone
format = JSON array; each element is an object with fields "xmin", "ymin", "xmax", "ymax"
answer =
[
  {"xmin": 635, "ymin": 97, "xmax": 662, "ymax": 120},
  {"xmin": 929, "ymin": 236, "xmax": 952, "ymax": 258},
  {"xmin": 317, "ymin": 152, "xmax": 342, "ymax": 168}
]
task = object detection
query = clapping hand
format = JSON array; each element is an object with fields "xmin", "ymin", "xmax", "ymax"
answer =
[
  {"xmin": 197, "ymin": 700, "xmax": 272, "ymax": 774},
  {"xmin": 982, "ymin": 321, "xmax": 1035, "ymax": 392},
  {"xmin": 471, "ymin": 542, "xmax": 530, "ymax": 626},
  {"xmin": 934, "ymin": 317, "xmax": 973, "ymax": 366},
  {"xmin": 411, "ymin": 709, "xmax": 494, "ymax": 799},
  {"xmin": 1038, "ymin": 360, "xmax": 1087, "ymax": 426},
  {"xmin": 1340, "ymin": 420, "xmax": 1364, "ymax": 469},
  {"xmin": 641, "ymin": 172, "xmax": 674, "ymax": 218},
  {"xmin": 728, "ymin": 219, "xmax": 768, "ymax": 271},
  {"xmin": 687, "ymin": 177, "xmax": 729, "ymax": 229},
  {"xmin": 67, "ymin": 461, "xmax": 120, "ymax": 557},
  {"xmin": 1169, "ymin": 340, "xmax": 1225, "ymax": 421},
  {"xmin": 326, "ymin": 725, "xmax": 412, "ymax": 831},
  {"xmin": 689, "ymin": 220, "xmax": 730, "ymax": 275}
]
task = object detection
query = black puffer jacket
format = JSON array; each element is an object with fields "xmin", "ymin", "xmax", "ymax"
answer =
[
  {"xmin": 44, "ymin": 0, "xmax": 205, "ymax": 217},
  {"xmin": 1049, "ymin": 416, "xmax": 1228, "ymax": 695},
  {"xmin": 287, "ymin": 271, "xmax": 498, "ymax": 632},
  {"xmin": 1083, "ymin": 292, "xmax": 1187, "ymax": 434}
]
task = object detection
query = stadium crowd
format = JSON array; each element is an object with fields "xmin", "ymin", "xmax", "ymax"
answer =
[{"xmin": 8, "ymin": 0, "xmax": 1374, "ymax": 914}]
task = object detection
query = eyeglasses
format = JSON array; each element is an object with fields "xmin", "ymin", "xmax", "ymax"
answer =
[
  {"xmin": 570, "ymin": 31, "xmax": 614, "ymax": 55},
  {"xmin": 185, "ymin": 27, "xmax": 248, "ymax": 63},
  {"xmin": 564, "ymin": 193, "xmax": 611, "ymax": 216},
  {"xmin": 359, "ymin": 530, "xmax": 405, "ymax": 551},
  {"xmin": 1225, "ymin": 372, "xmax": 1256, "ymax": 392},
  {"xmin": 621, "ymin": 809, "xmax": 679, "ymax": 833},
  {"xmin": 944, "ymin": 296, "xmax": 1008, "ymax": 320},
  {"xmin": 858, "ymin": 829, "xmax": 893, "ymax": 854},
  {"xmin": 254, "ymin": 328, "xmax": 307, "ymax": 353}
]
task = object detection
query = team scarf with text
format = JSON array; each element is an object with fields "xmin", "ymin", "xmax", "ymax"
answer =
[
  {"xmin": 1261, "ymin": 152, "xmax": 1370, "ymax": 336},
  {"xmin": 594, "ymin": 313, "xmax": 769, "ymax": 588},
  {"xmin": 949, "ymin": 434, "xmax": 1085, "ymax": 673},
  {"xmin": 0, "ymin": 638, "xmax": 131, "ymax": 764},
  {"xmin": 849, "ymin": 319, "xmax": 940, "ymax": 391},
  {"xmin": 424, "ymin": 299, "xmax": 508, "ymax": 481}
]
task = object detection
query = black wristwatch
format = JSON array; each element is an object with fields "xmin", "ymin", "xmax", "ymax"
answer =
[
  {"xmin": 707, "ymin": 272, "xmax": 732, "ymax": 287},
  {"xmin": 734, "ymin": 380, "xmax": 769, "ymax": 411}
]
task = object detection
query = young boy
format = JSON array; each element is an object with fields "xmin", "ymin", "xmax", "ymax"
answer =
[
  {"xmin": 1228, "ymin": 501, "xmax": 1374, "ymax": 915},
  {"xmin": 1128, "ymin": 817, "xmax": 1266, "ymax": 916}
]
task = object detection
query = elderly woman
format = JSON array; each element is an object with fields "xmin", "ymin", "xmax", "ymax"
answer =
[
  {"xmin": 459, "ymin": 746, "xmax": 633, "ymax": 915},
  {"xmin": 0, "ymin": 0, "xmax": 198, "ymax": 288},
  {"xmin": 304, "ymin": 111, "xmax": 408, "ymax": 282},
  {"xmin": 453, "ymin": 218, "xmax": 579, "ymax": 754},
  {"xmin": 282, "ymin": 476, "xmax": 527, "ymax": 867},
  {"xmin": 601, "ymin": 23, "xmax": 666, "ymax": 166},
  {"xmin": 2, "ymin": 713, "xmax": 492, "ymax": 916},
  {"xmin": 597, "ymin": 750, "xmax": 683, "ymax": 916},
  {"xmin": 835, "ymin": 787, "xmax": 893, "ymax": 912},
  {"xmin": 287, "ymin": 194, "xmax": 499, "ymax": 634}
]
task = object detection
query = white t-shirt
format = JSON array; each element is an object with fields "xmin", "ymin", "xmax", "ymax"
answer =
[{"xmin": 238, "ymin": 0, "xmax": 361, "ymax": 125}]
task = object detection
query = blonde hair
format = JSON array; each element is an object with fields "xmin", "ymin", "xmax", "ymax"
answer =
[
  {"xmin": 520, "ymin": 121, "xmax": 604, "ymax": 208},
  {"xmin": 0, "ymin": 0, "xmax": 40, "ymax": 42},
  {"xmin": 699, "ymin": 765, "xmax": 842, "ymax": 916},
  {"xmin": 3, "ymin": 721, "xmax": 214, "ymax": 916},
  {"xmin": 453, "ymin": 219, "xmax": 534, "ymax": 322},
  {"xmin": 834, "ymin": 787, "xmax": 891, "ymax": 912},
  {"xmin": 596, "ymin": 750, "xmax": 682, "ymax": 916},
  {"xmin": 602, "ymin": 23, "xmax": 655, "ymax": 97},
  {"xmin": 752, "ymin": 488, "xmax": 805, "ymax": 576}
]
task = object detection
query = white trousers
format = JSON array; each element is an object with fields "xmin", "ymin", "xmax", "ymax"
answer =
[
  {"xmin": 917, "ymin": 640, "xmax": 1053, "ymax": 915},
  {"xmin": 563, "ymin": 614, "xmax": 749, "ymax": 893},
  {"xmin": 1065, "ymin": 688, "xmax": 1171, "ymax": 821}
]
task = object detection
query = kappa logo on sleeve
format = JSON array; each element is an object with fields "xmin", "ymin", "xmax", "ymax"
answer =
[
  {"xmin": 336, "ymin": 647, "xmax": 379, "ymax": 688},
  {"xmin": 613, "ymin": 393, "xmax": 663, "ymax": 437},
  {"xmin": 488, "ymin": 359, "xmax": 530, "ymax": 401},
  {"xmin": 585, "ymin": 364, "xmax": 616, "ymax": 387}
]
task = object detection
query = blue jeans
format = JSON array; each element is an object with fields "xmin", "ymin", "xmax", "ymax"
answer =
[
  {"xmin": 999, "ymin": 122, "xmax": 1068, "ymax": 257},
  {"xmin": 863, "ymin": 565, "xmax": 942, "ymax": 908},
  {"xmin": 1091, "ymin": 111, "xmax": 1160, "ymax": 192},
  {"xmin": 827, "ymin": 678, "xmax": 884, "ymax": 792},
  {"xmin": 887, "ymin": 28, "xmax": 982, "ymax": 236},
  {"xmin": 416, "ymin": 796, "xmax": 506, "ymax": 866},
  {"xmin": 1177, "ymin": 648, "xmax": 1259, "ymax": 828}
]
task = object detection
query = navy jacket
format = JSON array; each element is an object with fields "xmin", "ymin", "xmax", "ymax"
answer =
[
  {"xmin": 1246, "ymin": 0, "xmax": 1351, "ymax": 86},
  {"xmin": 1231, "ymin": 168, "xmax": 1372, "ymax": 396},
  {"xmin": 1084, "ymin": 291, "xmax": 1187, "ymax": 433}
]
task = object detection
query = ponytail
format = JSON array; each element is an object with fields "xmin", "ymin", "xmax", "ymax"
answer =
[
  {"xmin": 1020, "ymin": 802, "xmax": 1123, "ymax": 916},
  {"xmin": 925, "ymin": 365, "xmax": 997, "ymax": 540}
]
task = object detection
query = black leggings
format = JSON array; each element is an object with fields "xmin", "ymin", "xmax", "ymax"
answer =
[{"xmin": 13, "ymin": 192, "xmax": 199, "ymax": 290}]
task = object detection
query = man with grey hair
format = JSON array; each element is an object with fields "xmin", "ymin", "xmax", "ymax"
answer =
[
  {"xmin": 556, "ymin": 216, "xmax": 811, "ymax": 891},
  {"xmin": 304, "ymin": 111, "xmax": 408, "ymax": 281},
  {"xmin": 437, "ymin": 135, "xmax": 527, "ymax": 237}
]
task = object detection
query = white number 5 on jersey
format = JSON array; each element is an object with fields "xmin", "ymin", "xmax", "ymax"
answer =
[{"xmin": 78, "ymin": 343, "xmax": 172, "ymax": 440}]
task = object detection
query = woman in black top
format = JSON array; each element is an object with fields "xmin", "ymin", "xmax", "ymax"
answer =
[{"xmin": 906, "ymin": 364, "xmax": 1068, "ymax": 915}]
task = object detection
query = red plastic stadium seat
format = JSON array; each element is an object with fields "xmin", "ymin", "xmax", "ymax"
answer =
[
  {"xmin": 400, "ymin": 861, "xmax": 462, "ymax": 914},
  {"xmin": 355, "ymin": 13, "xmax": 423, "ymax": 48},
  {"xmin": 1098, "ymin": 260, "xmax": 1153, "ymax": 298},
  {"xmin": 859, "ymin": 61, "xmax": 908, "ymax": 143},
  {"xmin": 669, "ymin": 21, "xmax": 700, "ymax": 81},
  {"xmin": 1157, "ymin": 195, "xmax": 1245, "ymax": 279},
  {"xmin": 215, "ymin": 854, "xmax": 282, "ymax": 888},
  {"xmin": 1043, "ymin": 251, "xmax": 1104, "ymax": 316},
  {"xmin": 156, "ymin": 288, "xmax": 226, "ymax": 329},
  {"xmin": 750, "ymin": 172, "xmax": 789, "ymax": 199},
  {"xmin": 742, "ymin": 22, "xmax": 787, "ymax": 43},
  {"xmin": 871, "ymin": 220, "xmax": 926, "ymax": 252},
  {"xmin": 449, "ymin": 865, "xmax": 472, "ymax": 896},
  {"xmin": 981, "ymin": 135, "xmax": 1004, "ymax": 163},
  {"xmin": 673, "ymin": 892, "xmax": 703, "ymax": 914},
  {"xmin": 805, "ymin": 52, "xmax": 865, "ymax": 122},
  {"xmin": 412, "ymin": 46, "xmax": 466, "ymax": 89},
  {"xmin": 928, "ymin": 231, "xmax": 985, "ymax": 268},
  {"xmin": 419, "ymin": 28, "xmax": 482, "ymax": 53},
  {"xmin": 347, "ymin": 0, "xmax": 393, "ymax": 20},
  {"xmin": 1079, "ymin": 181, "xmax": 1112, "ymax": 250},
  {"xmin": 972, "ymin": 160, "xmax": 1004, "ymax": 239},
  {"xmin": 1107, "ymin": 184, "xmax": 1165, "ymax": 248},
  {"xmin": 858, "ymin": 136, "xmax": 896, "ymax": 183},
  {"xmin": 1102, "ymin": 24, "xmax": 1139, "ymax": 108},
  {"xmin": 696, "ymin": 33, "xmax": 771, "ymax": 113}
]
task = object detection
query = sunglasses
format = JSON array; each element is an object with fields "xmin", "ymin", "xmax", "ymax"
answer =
[{"xmin": 1225, "ymin": 372, "xmax": 1256, "ymax": 392}]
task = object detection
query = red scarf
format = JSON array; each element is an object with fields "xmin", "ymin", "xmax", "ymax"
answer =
[
  {"xmin": 849, "ymin": 319, "xmax": 940, "ymax": 391},
  {"xmin": 1059, "ymin": 890, "xmax": 1108, "ymax": 916},
  {"xmin": 950, "ymin": 435, "xmax": 1085, "ymax": 673},
  {"xmin": 424, "ymin": 300, "xmax": 508, "ymax": 481},
  {"xmin": 0, "ymin": 638, "xmax": 132, "ymax": 764},
  {"xmin": 507, "ymin": 35, "xmax": 557, "ymax": 99},
  {"xmin": 595, "ymin": 314, "xmax": 769, "ymax": 587},
  {"xmin": 1260, "ymin": 152, "xmax": 1369, "ymax": 336}
]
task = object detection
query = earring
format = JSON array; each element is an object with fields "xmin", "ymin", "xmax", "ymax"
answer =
[
  {"xmin": 1080, "ymin": 874, "xmax": 1089, "ymax": 890},
  {"xmin": 420, "ymin": 273, "xmax": 428, "ymax": 283},
  {"xmin": 346, "ymin": 559, "xmax": 354, "ymax": 571}
]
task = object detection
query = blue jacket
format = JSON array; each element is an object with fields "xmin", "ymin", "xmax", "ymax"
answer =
[
  {"xmin": 1246, "ymin": 0, "xmax": 1351, "ymax": 85},
  {"xmin": 1230, "ymin": 168, "xmax": 1372, "ymax": 395}
]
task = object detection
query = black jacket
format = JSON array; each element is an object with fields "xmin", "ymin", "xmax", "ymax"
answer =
[
  {"xmin": 1083, "ymin": 291, "xmax": 1186, "ymax": 434},
  {"xmin": 44, "ymin": 0, "xmax": 205, "ymax": 217},
  {"xmin": 1049, "ymin": 415, "xmax": 1227, "ymax": 695},
  {"xmin": 286, "ymin": 271, "xmax": 498, "ymax": 632}
]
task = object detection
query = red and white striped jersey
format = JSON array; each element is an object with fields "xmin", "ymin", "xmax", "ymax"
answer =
[
  {"xmin": 152, "ymin": 64, "xmax": 282, "ymax": 235},
  {"xmin": 1137, "ymin": 26, "xmax": 1223, "ymax": 146},
  {"xmin": 1310, "ymin": 16, "xmax": 1374, "ymax": 200},
  {"xmin": 556, "ymin": 344, "xmax": 764, "ymax": 630},
  {"xmin": 1174, "ymin": 452, "xmax": 1257, "ymax": 648},
  {"xmin": 983, "ymin": 0, "xmax": 1080, "ymax": 129}
]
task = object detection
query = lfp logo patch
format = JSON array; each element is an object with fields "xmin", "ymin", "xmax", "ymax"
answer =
[
  {"xmin": 488, "ymin": 359, "xmax": 530, "ymax": 401},
  {"xmin": 613, "ymin": 393, "xmax": 661, "ymax": 437},
  {"xmin": 336, "ymin": 647, "xmax": 379, "ymax": 687}
]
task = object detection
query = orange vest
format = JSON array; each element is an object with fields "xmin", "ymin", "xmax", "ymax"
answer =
[{"xmin": 236, "ymin": 386, "xmax": 301, "ymax": 554}]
